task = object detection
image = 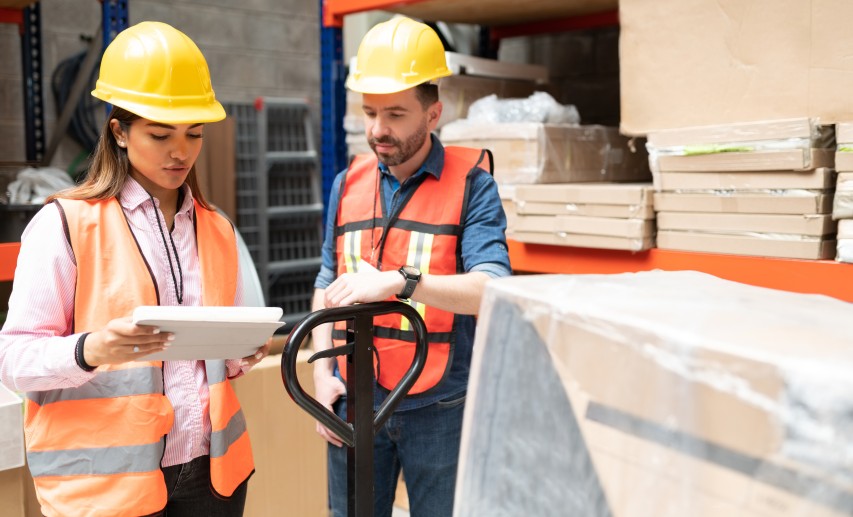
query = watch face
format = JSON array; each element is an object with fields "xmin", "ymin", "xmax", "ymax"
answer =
[{"xmin": 401, "ymin": 265, "xmax": 420, "ymax": 277}]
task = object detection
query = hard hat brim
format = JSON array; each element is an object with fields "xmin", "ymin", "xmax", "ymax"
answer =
[
  {"xmin": 92, "ymin": 89, "xmax": 226, "ymax": 124},
  {"xmin": 345, "ymin": 69, "xmax": 452, "ymax": 95}
]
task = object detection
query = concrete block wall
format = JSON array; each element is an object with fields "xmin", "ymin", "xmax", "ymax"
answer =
[
  {"xmin": 0, "ymin": 0, "xmax": 319, "ymax": 182},
  {"xmin": 499, "ymin": 26, "xmax": 621, "ymax": 127}
]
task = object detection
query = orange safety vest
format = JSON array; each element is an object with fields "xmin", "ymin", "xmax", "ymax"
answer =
[
  {"xmin": 23, "ymin": 198, "xmax": 254, "ymax": 517},
  {"xmin": 333, "ymin": 146, "xmax": 491, "ymax": 394}
]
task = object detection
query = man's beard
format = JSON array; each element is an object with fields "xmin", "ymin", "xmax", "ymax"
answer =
[{"xmin": 368, "ymin": 122, "xmax": 429, "ymax": 166}]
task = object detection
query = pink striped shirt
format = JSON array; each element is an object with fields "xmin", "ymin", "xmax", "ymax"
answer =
[{"xmin": 0, "ymin": 177, "xmax": 248, "ymax": 467}]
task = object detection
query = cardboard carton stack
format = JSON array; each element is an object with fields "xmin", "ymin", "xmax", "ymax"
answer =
[
  {"xmin": 508, "ymin": 183, "xmax": 655, "ymax": 251},
  {"xmin": 344, "ymin": 52, "xmax": 547, "ymax": 159},
  {"xmin": 456, "ymin": 271, "xmax": 853, "ymax": 517},
  {"xmin": 649, "ymin": 118, "xmax": 837, "ymax": 260},
  {"xmin": 833, "ymin": 123, "xmax": 853, "ymax": 263},
  {"xmin": 441, "ymin": 122, "xmax": 650, "ymax": 188}
]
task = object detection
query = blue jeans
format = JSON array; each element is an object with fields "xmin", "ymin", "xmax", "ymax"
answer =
[
  {"xmin": 328, "ymin": 392, "xmax": 466, "ymax": 517},
  {"xmin": 155, "ymin": 455, "xmax": 248, "ymax": 516}
]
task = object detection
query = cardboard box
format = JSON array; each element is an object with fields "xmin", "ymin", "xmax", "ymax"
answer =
[
  {"xmin": 515, "ymin": 214, "xmax": 653, "ymax": 239},
  {"xmin": 0, "ymin": 468, "xmax": 26, "ymax": 517},
  {"xmin": 837, "ymin": 123, "xmax": 853, "ymax": 144},
  {"xmin": 657, "ymin": 230, "xmax": 836, "ymax": 260},
  {"xmin": 508, "ymin": 230, "xmax": 654, "ymax": 252},
  {"xmin": 515, "ymin": 183, "xmax": 653, "ymax": 206},
  {"xmin": 838, "ymin": 219, "xmax": 853, "ymax": 239},
  {"xmin": 619, "ymin": 0, "xmax": 853, "ymax": 135},
  {"xmin": 517, "ymin": 200, "xmax": 655, "ymax": 219},
  {"xmin": 647, "ymin": 118, "xmax": 816, "ymax": 148},
  {"xmin": 657, "ymin": 148, "xmax": 833, "ymax": 173},
  {"xmin": 658, "ymin": 169, "xmax": 836, "ymax": 191},
  {"xmin": 837, "ymin": 239, "xmax": 853, "ymax": 263},
  {"xmin": 654, "ymin": 191, "xmax": 833, "ymax": 215},
  {"xmin": 501, "ymin": 199, "xmax": 518, "ymax": 232},
  {"xmin": 195, "ymin": 118, "xmax": 237, "ymax": 222},
  {"xmin": 834, "ymin": 152, "xmax": 853, "ymax": 172},
  {"xmin": 0, "ymin": 383, "xmax": 24, "ymax": 472},
  {"xmin": 232, "ymin": 352, "xmax": 327, "ymax": 517},
  {"xmin": 458, "ymin": 271, "xmax": 853, "ymax": 516},
  {"xmin": 657, "ymin": 212, "xmax": 837, "ymax": 237},
  {"xmin": 440, "ymin": 123, "xmax": 650, "ymax": 186},
  {"xmin": 834, "ymin": 173, "xmax": 853, "ymax": 219}
]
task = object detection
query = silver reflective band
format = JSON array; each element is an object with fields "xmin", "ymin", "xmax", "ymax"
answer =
[
  {"xmin": 27, "ymin": 367, "xmax": 164, "ymax": 405},
  {"xmin": 28, "ymin": 442, "xmax": 164, "ymax": 477},
  {"xmin": 210, "ymin": 410, "xmax": 248, "ymax": 458}
]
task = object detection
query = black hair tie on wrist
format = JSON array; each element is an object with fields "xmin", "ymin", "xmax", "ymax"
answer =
[{"xmin": 75, "ymin": 332, "xmax": 96, "ymax": 372}]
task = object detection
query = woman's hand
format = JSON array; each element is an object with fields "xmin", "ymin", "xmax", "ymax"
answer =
[
  {"xmin": 83, "ymin": 317, "xmax": 174, "ymax": 367},
  {"xmin": 240, "ymin": 337, "xmax": 272, "ymax": 370}
]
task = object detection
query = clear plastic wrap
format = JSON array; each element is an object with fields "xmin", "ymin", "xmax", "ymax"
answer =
[
  {"xmin": 465, "ymin": 91, "xmax": 580, "ymax": 125},
  {"xmin": 457, "ymin": 271, "xmax": 853, "ymax": 517},
  {"xmin": 837, "ymin": 239, "xmax": 853, "ymax": 263},
  {"xmin": 832, "ymin": 173, "xmax": 853, "ymax": 220},
  {"xmin": 645, "ymin": 119, "xmax": 832, "ymax": 190},
  {"xmin": 441, "ymin": 121, "xmax": 650, "ymax": 186}
]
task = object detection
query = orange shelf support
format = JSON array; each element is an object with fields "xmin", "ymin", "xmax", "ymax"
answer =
[
  {"xmin": 324, "ymin": 0, "xmax": 431, "ymax": 27},
  {"xmin": 0, "ymin": 242, "xmax": 20, "ymax": 282},
  {"xmin": 508, "ymin": 239, "xmax": 853, "ymax": 303}
]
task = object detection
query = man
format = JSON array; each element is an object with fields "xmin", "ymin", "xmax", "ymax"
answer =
[{"xmin": 312, "ymin": 16, "xmax": 511, "ymax": 517}]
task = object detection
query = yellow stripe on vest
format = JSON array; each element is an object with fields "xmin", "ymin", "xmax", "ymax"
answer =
[
  {"xmin": 401, "ymin": 232, "xmax": 433, "ymax": 331},
  {"xmin": 343, "ymin": 230, "xmax": 363, "ymax": 273}
]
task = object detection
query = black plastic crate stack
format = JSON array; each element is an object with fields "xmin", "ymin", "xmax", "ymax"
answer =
[{"xmin": 225, "ymin": 99, "xmax": 324, "ymax": 328}]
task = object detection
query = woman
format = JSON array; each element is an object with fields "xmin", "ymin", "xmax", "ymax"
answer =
[{"xmin": 0, "ymin": 21, "xmax": 265, "ymax": 516}]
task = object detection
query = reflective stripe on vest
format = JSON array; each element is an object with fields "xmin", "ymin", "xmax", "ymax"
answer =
[
  {"xmin": 333, "ymin": 146, "xmax": 489, "ymax": 394},
  {"xmin": 25, "ymin": 198, "xmax": 252, "ymax": 517}
]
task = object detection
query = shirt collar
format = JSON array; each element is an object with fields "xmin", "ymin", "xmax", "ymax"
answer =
[
  {"xmin": 119, "ymin": 176, "xmax": 194, "ymax": 215},
  {"xmin": 377, "ymin": 133, "xmax": 445, "ymax": 181}
]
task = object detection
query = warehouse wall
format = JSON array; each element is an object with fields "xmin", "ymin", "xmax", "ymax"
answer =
[{"xmin": 0, "ymin": 0, "xmax": 319, "ymax": 178}]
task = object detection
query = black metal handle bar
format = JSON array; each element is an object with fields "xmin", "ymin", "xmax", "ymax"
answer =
[{"xmin": 281, "ymin": 301, "xmax": 428, "ymax": 448}]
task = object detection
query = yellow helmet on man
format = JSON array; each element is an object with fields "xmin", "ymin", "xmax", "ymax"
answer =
[
  {"xmin": 91, "ymin": 21, "xmax": 225, "ymax": 124},
  {"xmin": 346, "ymin": 16, "xmax": 452, "ymax": 94}
]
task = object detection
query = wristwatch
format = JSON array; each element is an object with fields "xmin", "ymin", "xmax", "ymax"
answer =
[{"xmin": 397, "ymin": 265, "xmax": 421, "ymax": 300}]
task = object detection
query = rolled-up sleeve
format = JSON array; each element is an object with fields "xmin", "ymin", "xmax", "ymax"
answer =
[
  {"xmin": 461, "ymin": 169, "xmax": 511, "ymax": 278},
  {"xmin": 315, "ymin": 171, "xmax": 346, "ymax": 290}
]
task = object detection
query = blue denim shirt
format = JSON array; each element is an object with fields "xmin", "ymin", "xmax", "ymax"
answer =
[{"xmin": 315, "ymin": 134, "xmax": 511, "ymax": 411}]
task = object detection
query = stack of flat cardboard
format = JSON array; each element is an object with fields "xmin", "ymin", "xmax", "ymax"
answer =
[
  {"xmin": 441, "ymin": 122, "xmax": 651, "ymax": 187},
  {"xmin": 344, "ymin": 53, "xmax": 545, "ymax": 159},
  {"xmin": 833, "ymin": 123, "xmax": 853, "ymax": 263},
  {"xmin": 649, "ymin": 118, "xmax": 837, "ymax": 259},
  {"xmin": 232, "ymin": 352, "xmax": 328, "ymax": 517},
  {"xmin": 507, "ymin": 183, "xmax": 655, "ymax": 251},
  {"xmin": 456, "ymin": 271, "xmax": 853, "ymax": 517}
]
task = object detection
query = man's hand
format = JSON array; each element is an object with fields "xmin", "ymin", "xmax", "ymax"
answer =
[
  {"xmin": 323, "ymin": 271, "xmax": 403, "ymax": 308},
  {"xmin": 314, "ymin": 372, "xmax": 347, "ymax": 447}
]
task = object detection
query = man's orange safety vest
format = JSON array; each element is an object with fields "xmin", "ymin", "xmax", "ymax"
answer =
[
  {"xmin": 23, "ymin": 197, "xmax": 254, "ymax": 517},
  {"xmin": 333, "ymin": 146, "xmax": 491, "ymax": 394}
]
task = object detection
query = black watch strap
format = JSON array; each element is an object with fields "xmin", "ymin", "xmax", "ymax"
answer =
[{"xmin": 397, "ymin": 267, "xmax": 420, "ymax": 300}]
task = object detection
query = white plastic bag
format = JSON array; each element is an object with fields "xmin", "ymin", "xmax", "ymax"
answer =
[{"xmin": 7, "ymin": 167, "xmax": 75, "ymax": 204}]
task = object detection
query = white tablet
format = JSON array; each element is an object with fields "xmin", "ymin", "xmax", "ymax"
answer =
[{"xmin": 131, "ymin": 306, "xmax": 285, "ymax": 361}]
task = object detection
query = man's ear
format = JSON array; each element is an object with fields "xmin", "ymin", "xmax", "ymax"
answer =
[{"xmin": 427, "ymin": 101, "xmax": 443, "ymax": 131}]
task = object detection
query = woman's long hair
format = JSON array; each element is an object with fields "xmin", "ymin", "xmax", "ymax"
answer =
[{"xmin": 48, "ymin": 106, "xmax": 211, "ymax": 209}]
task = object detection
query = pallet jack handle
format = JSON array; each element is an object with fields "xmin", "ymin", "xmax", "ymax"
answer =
[{"xmin": 281, "ymin": 301, "xmax": 428, "ymax": 447}]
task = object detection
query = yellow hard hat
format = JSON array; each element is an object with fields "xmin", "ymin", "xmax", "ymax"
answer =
[
  {"xmin": 346, "ymin": 17, "xmax": 452, "ymax": 94},
  {"xmin": 92, "ymin": 21, "xmax": 225, "ymax": 124}
]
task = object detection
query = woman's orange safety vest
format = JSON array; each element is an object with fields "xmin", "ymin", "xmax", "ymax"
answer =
[
  {"xmin": 333, "ymin": 146, "xmax": 491, "ymax": 394},
  {"xmin": 23, "ymin": 198, "xmax": 254, "ymax": 517}
]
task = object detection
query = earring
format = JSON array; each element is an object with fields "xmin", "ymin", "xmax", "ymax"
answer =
[{"xmin": 118, "ymin": 140, "xmax": 126, "ymax": 147}]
